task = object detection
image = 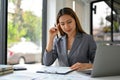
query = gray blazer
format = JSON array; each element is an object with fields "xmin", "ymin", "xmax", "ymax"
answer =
[{"xmin": 43, "ymin": 32, "xmax": 97, "ymax": 67}]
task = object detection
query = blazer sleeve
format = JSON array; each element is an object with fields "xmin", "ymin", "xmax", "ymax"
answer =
[
  {"xmin": 43, "ymin": 38, "xmax": 58, "ymax": 66},
  {"xmin": 88, "ymin": 35, "xmax": 97, "ymax": 63}
]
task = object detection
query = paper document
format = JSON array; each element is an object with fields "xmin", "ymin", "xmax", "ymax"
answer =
[{"xmin": 36, "ymin": 66, "xmax": 74, "ymax": 75}]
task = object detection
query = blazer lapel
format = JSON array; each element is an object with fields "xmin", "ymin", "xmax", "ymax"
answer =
[
  {"xmin": 61, "ymin": 36, "xmax": 69, "ymax": 66},
  {"xmin": 68, "ymin": 33, "xmax": 83, "ymax": 58}
]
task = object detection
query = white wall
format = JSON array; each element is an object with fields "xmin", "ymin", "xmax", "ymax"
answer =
[
  {"xmin": 76, "ymin": 1, "xmax": 91, "ymax": 34},
  {"xmin": 74, "ymin": 0, "xmax": 91, "ymax": 34},
  {"xmin": 47, "ymin": 0, "xmax": 56, "ymax": 33}
]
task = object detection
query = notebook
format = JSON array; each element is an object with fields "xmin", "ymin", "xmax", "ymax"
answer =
[
  {"xmin": 36, "ymin": 66, "xmax": 74, "ymax": 75},
  {"xmin": 0, "ymin": 64, "xmax": 14, "ymax": 76},
  {"xmin": 81, "ymin": 44, "xmax": 120, "ymax": 77}
]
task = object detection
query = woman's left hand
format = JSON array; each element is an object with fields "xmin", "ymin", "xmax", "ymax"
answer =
[{"xmin": 70, "ymin": 62, "xmax": 93, "ymax": 71}]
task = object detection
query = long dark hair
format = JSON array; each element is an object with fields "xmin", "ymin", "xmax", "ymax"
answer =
[{"xmin": 56, "ymin": 7, "xmax": 86, "ymax": 36}]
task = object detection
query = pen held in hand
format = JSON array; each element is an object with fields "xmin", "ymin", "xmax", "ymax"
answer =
[{"xmin": 54, "ymin": 24, "xmax": 59, "ymax": 38}]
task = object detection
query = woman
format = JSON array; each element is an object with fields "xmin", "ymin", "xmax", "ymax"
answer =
[{"xmin": 43, "ymin": 7, "xmax": 97, "ymax": 71}]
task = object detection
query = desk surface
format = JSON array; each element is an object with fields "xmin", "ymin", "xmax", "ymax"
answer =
[{"xmin": 0, "ymin": 64, "xmax": 120, "ymax": 80}]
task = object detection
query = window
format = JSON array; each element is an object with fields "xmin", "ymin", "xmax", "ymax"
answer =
[
  {"xmin": 91, "ymin": 0, "xmax": 120, "ymax": 42},
  {"xmin": 7, "ymin": 0, "xmax": 43, "ymax": 65}
]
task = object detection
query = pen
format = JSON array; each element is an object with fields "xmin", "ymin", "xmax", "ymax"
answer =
[
  {"xmin": 36, "ymin": 70, "xmax": 58, "ymax": 74},
  {"xmin": 54, "ymin": 24, "xmax": 59, "ymax": 38}
]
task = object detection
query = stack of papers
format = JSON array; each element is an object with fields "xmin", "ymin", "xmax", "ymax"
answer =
[
  {"xmin": 0, "ymin": 64, "xmax": 13, "ymax": 76},
  {"xmin": 36, "ymin": 66, "xmax": 74, "ymax": 75}
]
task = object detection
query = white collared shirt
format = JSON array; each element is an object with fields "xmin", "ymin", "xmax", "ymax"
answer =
[{"xmin": 67, "ymin": 50, "xmax": 70, "ymax": 55}]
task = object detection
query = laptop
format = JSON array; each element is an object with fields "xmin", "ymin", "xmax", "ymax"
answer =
[{"xmin": 82, "ymin": 44, "xmax": 120, "ymax": 77}]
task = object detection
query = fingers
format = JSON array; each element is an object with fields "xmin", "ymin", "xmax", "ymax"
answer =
[
  {"xmin": 54, "ymin": 23, "xmax": 60, "ymax": 30},
  {"xmin": 70, "ymin": 62, "xmax": 81, "ymax": 70},
  {"xmin": 48, "ymin": 23, "xmax": 60, "ymax": 39},
  {"xmin": 50, "ymin": 23, "xmax": 60, "ymax": 32},
  {"xmin": 50, "ymin": 27, "xmax": 58, "ymax": 32},
  {"xmin": 70, "ymin": 62, "xmax": 92, "ymax": 71}
]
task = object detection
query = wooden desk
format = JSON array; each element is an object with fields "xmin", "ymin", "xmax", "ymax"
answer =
[{"xmin": 0, "ymin": 64, "xmax": 120, "ymax": 80}]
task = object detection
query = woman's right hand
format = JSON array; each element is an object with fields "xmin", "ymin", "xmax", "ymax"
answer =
[
  {"xmin": 46, "ymin": 24, "xmax": 59, "ymax": 52},
  {"xmin": 49, "ymin": 27, "xmax": 58, "ymax": 40},
  {"xmin": 48, "ymin": 24, "xmax": 59, "ymax": 40}
]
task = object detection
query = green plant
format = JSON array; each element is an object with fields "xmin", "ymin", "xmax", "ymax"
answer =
[{"xmin": 113, "ymin": 21, "xmax": 119, "ymax": 32}]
